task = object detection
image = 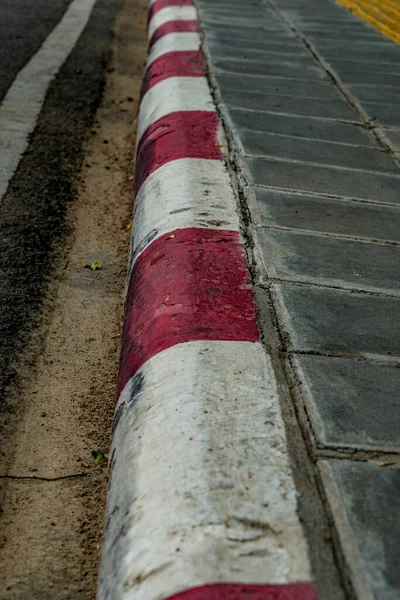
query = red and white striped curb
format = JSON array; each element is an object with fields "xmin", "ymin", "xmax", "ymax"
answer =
[{"xmin": 97, "ymin": 1, "xmax": 317, "ymax": 599}]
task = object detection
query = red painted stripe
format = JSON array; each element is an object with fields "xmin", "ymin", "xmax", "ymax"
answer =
[
  {"xmin": 148, "ymin": 0, "xmax": 193, "ymax": 24},
  {"xmin": 141, "ymin": 50, "xmax": 205, "ymax": 97},
  {"xmin": 117, "ymin": 228, "xmax": 259, "ymax": 397},
  {"xmin": 135, "ymin": 111, "xmax": 221, "ymax": 193},
  {"xmin": 149, "ymin": 20, "xmax": 198, "ymax": 48},
  {"xmin": 165, "ymin": 583, "xmax": 318, "ymax": 600}
]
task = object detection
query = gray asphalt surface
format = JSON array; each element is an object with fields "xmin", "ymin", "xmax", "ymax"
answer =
[
  {"xmin": 0, "ymin": 0, "xmax": 119, "ymax": 453},
  {"xmin": 0, "ymin": 0, "xmax": 71, "ymax": 102}
]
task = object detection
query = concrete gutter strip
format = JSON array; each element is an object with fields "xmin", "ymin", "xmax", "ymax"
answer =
[{"xmin": 97, "ymin": 0, "xmax": 317, "ymax": 598}]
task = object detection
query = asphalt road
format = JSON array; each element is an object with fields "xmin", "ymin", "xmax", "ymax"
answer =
[{"xmin": 0, "ymin": 0, "xmax": 118, "ymax": 447}]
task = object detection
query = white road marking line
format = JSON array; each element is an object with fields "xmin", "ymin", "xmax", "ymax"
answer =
[
  {"xmin": 0, "ymin": 0, "xmax": 98, "ymax": 202},
  {"xmin": 99, "ymin": 341, "xmax": 312, "ymax": 600}
]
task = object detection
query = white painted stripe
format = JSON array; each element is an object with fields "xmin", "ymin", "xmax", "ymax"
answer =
[
  {"xmin": 137, "ymin": 77, "xmax": 214, "ymax": 143},
  {"xmin": 130, "ymin": 158, "xmax": 239, "ymax": 267},
  {"xmin": 98, "ymin": 340, "xmax": 312, "ymax": 600},
  {"xmin": 147, "ymin": 32, "xmax": 201, "ymax": 67},
  {"xmin": 148, "ymin": 6, "xmax": 197, "ymax": 41},
  {"xmin": 0, "ymin": 0, "xmax": 98, "ymax": 202}
]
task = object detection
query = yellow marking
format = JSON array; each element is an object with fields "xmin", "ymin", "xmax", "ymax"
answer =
[{"xmin": 336, "ymin": 0, "xmax": 400, "ymax": 45}]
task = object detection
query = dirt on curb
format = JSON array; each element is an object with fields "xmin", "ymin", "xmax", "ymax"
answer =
[{"xmin": 0, "ymin": 0, "xmax": 147, "ymax": 597}]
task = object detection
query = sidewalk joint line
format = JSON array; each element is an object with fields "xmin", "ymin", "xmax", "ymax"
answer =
[
  {"xmin": 243, "ymin": 152, "xmax": 400, "ymax": 178},
  {"xmin": 253, "ymin": 183, "xmax": 400, "ymax": 208},
  {"xmin": 268, "ymin": 277, "xmax": 400, "ymax": 298},
  {"xmin": 256, "ymin": 223, "xmax": 400, "ymax": 247}
]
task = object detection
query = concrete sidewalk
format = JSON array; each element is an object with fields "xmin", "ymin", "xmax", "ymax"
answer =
[{"xmin": 198, "ymin": 0, "xmax": 400, "ymax": 598}]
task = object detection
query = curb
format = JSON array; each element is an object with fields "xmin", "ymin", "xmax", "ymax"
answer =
[{"xmin": 97, "ymin": 1, "xmax": 318, "ymax": 598}]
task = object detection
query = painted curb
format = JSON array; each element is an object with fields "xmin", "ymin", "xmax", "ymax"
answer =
[{"xmin": 97, "ymin": 1, "xmax": 318, "ymax": 599}]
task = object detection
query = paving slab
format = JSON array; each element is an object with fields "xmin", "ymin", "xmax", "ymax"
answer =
[
  {"xmin": 306, "ymin": 31, "xmax": 383, "ymax": 42},
  {"xmin": 256, "ymin": 228, "xmax": 400, "ymax": 293},
  {"xmin": 248, "ymin": 156, "xmax": 400, "ymax": 204},
  {"xmin": 293, "ymin": 355, "xmax": 400, "ymax": 451},
  {"xmin": 250, "ymin": 188, "xmax": 400, "ymax": 243},
  {"xmin": 225, "ymin": 93, "xmax": 355, "ymax": 121},
  {"xmin": 216, "ymin": 71, "xmax": 343, "ymax": 99},
  {"xmin": 272, "ymin": 283, "xmax": 400, "ymax": 358},
  {"xmin": 320, "ymin": 460, "xmax": 400, "ymax": 600},
  {"xmin": 213, "ymin": 57, "xmax": 325, "ymax": 80},
  {"xmin": 201, "ymin": 18, "xmax": 279, "ymax": 30},
  {"xmin": 346, "ymin": 84, "xmax": 400, "ymax": 105},
  {"xmin": 328, "ymin": 57, "xmax": 400, "ymax": 71},
  {"xmin": 228, "ymin": 109, "xmax": 375, "ymax": 145},
  {"xmin": 333, "ymin": 69, "xmax": 400, "ymax": 87},
  {"xmin": 206, "ymin": 44, "xmax": 309, "ymax": 61},
  {"xmin": 209, "ymin": 47, "xmax": 311, "ymax": 63},
  {"xmin": 384, "ymin": 129, "xmax": 400, "ymax": 152},
  {"xmin": 315, "ymin": 38, "xmax": 396, "ymax": 49},
  {"xmin": 362, "ymin": 103, "xmax": 400, "ymax": 127},
  {"xmin": 271, "ymin": 0, "xmax": 400, "ymax": 128},
  {"xmin": 321, "ymin": 49, "xmax": 400, "ymax": 65},
  {"xmin": 199, "ymin": 6, "xmax": 263, "ymax": 17},
  {"xmin": 205, "ymin": 35, "xmax": 303, "ymax": 52},
  {"xmin": 200, "ymin": 22, "xmax": 293, "ymax": 38},
  {"xmin": 241, "ymin": 130, "xmax": 397, "ymax": 172}
]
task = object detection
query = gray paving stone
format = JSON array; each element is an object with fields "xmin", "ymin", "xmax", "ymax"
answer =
[
  {"xmin": 256, "ymin": 228, "xmax": 400, "ymax": 292},
  {"xmin": 200, "ymin": 5, "xmax": 264, "ymax": 13},
  {"xmin": 273, "ymin": 283, "xmax": 400, "ymax": 357},
  {"xmin": 347, "ymin": 84, "xmax": 400, "ymax": 105},
  {"xmin": 216, "ymin": 71, "xmax": 341, "ymax": 100},
  {"xmin": 200, "ymin": 6, "xmax": 262, "ymax": 17},
  {"xmin": 293, "ymin": 17, "xmax": 370, "ymax": 26},
  {"xmin": 384, "ymin": 130, "xmax": 400, "ymax": 152},
  {"xmin": 334, "ymin": 68, "xmax": 400, "ymax": 87},
  {"xmin": 228, "ymin": 109, "xmax": 376, "ymax": 146},
  {"xmin": 313, "ymin": 39, "xmax": 396, "ymax": 50},
  {"xmin": 223, "ymin": 92, "xmax": 355, "ymax": 120},
  {"xmin": 327, "ymin": 57, "xmax": 400, "ymax": 71},
  {"xmin": 293, "ymin": 355, "xmax": 400, "ymax": 451},
  {"xmin": 241, "ymin": 130, "xmax": 397, "ymax": 173},
  {"xmin": 207, "ymin": 44, "xmax": 309, "ymax": 61},
  {"xmin": 201, "ymin": 23, "xmax": 292, "ymax": 39},
  {"xmin": 213, "ymin": 57, "xmax": 325, "ymax": 80},
  {"xmin": 248, "ymin": 156, "xmax": 400, "ymax": 204},
  {"xmin": 307, "ymin": 30, "xmax": 383, "ymax": 42},
  {"xmin": 318, "ymin": 48, "xmax": 400, "ymax": 64},
  {"xmin": 202, "ymin": 17, "xmax": 277, "ymax": 29},
  {"xmin": 318, "ymin": 38, "xmax": 393, "ymax": 51},
  {"xmin": 250, "ymin": 189, "xmax": 400, "ymax": 242},
  {"xmin": 300, "ymin": 24, "xmax": 378, "ymax": 35},
  {"xmin": 201, "ymin": 9, "xmax": 272, "ymax": 20},
  {"xmin": 206, "ymin": 35, "xmax": 301, "ymax": 52},
  {"xmin": 363, "ymin": 103, "xmax": 400, "ymax": 127},
  {"xmin": 320, "ymin": 460, "xmax": 400, "ymax": 600}
]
